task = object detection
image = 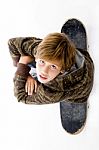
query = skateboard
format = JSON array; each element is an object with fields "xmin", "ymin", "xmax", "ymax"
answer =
[
  {"xmin": 61, "ymin": 18, "xmax": 87, "ymax": 50},
  {"xmin": 60, "ymin": 18, "xmax": 87, "ymax": 134}
]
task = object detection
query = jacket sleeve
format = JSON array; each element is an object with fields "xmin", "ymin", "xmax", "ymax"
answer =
[
  {"xmin": 13, "ymin": 63, "xmax": 64, "ymax": 104},
  {"xmin": 8, "ymin": 37, "xmax": 42, "ymax": 66}
]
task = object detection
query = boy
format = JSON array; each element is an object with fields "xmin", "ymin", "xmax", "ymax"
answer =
[
  {"xmin": 8, "ymin": 33, "xmax": 78, "ymax": 104},
  {"xmin": 8, "ymin": 26, "xmax": 94, "ymax": 134}
]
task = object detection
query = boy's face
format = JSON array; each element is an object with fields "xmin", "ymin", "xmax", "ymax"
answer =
[{"xmin": 36, "ymin": 58, "xmax": 62, "ymax": 83}]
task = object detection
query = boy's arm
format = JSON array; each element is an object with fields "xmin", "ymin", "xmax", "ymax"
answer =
[
  {"xmin": 14, "ymin": 63, "xmax": 64, "ymax": 104},
  {"xmin": 8, "ymin": 37, "xmax": 42, "ymax": 66}
]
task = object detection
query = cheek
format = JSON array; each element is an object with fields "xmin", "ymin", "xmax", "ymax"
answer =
[
  {"xmin": 36, "ymin": 64, "xmax": 40, "ymax": 73},
  {"xmin": 36, "ymin": 63, "xmax": 43, "ymax": 70},
  {"xmin": 36, "ymin": 63, "xmax": 41, "ymax": 69},
  {"xmin": 49, "ymin": 71, "xmax": 60, "ymax": 79}
]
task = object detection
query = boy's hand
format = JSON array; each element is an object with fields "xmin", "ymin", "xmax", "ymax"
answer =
[
  {"xmin": 19, "ymin": 56, "xmax": 33, "ymax": 64},
  {"xmin": 25, "ymin": 76, "xmax": 37, "ymax": 95}
]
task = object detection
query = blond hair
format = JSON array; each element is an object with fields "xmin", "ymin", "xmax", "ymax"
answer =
[{"xmin": 35, "ymin": 32, "xmax": 76, "ymax": 71}]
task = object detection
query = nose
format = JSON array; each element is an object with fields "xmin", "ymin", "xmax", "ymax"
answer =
[{"xmin": 42, "ymin": 66, "xmax": 49, "ymax": 75}]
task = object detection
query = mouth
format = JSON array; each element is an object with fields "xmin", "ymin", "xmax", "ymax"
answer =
[{"xmin": 39, "ymin": 74, "xmax": 48, "ymax": 80}]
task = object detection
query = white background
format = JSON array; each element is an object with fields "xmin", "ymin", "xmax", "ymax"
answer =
[{"xmin": 0, "ymin": 0, "xmax": 99, "ymax": 150}]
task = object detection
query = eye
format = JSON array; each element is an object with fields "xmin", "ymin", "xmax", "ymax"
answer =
[
  {"xmin": 39, "ymin": 59, "xmax": 45, "ymax": 65},
  {"xmin": 50, "ymin": 65, "xmax": 57, "ymax": 70}
]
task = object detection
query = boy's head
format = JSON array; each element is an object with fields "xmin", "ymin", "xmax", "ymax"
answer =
[{"xmin": 35, "ymin": 32, "xmax": 76, "ymax": 83}]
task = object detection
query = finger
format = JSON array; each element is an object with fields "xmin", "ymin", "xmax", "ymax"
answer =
[
  {"xmin": 28, "ymin": 82, "xmax": 33, "ymax": 95},
  {"xmin": 34, "ymin": 81, "xmax": 37, "ymax": 93},
  {"xmin": 30, "ymin": 82, "xmax": 34, "ymax": 95},
  {"xmin": 25, "ymin": 82, "xmax": 28, "ymax": 93}
]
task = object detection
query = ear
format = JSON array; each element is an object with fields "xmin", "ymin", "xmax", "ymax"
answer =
[{"xmin": 60, "ymin": 70, "xmax": 65, "ymax": 74}]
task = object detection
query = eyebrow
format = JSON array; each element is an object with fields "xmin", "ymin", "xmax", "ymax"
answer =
[{"xmin": 39, "ymin": 59, "xmax": 62, "ymax": 68}]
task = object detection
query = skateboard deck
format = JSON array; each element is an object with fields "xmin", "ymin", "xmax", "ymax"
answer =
[
  {"xmin": 60, "ymin": 18, "xmax": 87, "ymax": 134},
  {"xmin": 61, "ymin": 18, "xmax": 87, "ymax": 50}
]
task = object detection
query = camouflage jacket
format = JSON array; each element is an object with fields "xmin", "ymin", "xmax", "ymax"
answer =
[{"xmin": 8, "ymin": 37, "xmax": 94, "ymax": 104}]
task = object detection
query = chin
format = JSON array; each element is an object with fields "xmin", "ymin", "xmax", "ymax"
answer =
[
  {"xmin": 39, "ymin": 80, "xmax": 48, "ymax": 84},
  {"xmin": 37, "ymin": 77, "xmax": 48, "ymax": 84}
]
